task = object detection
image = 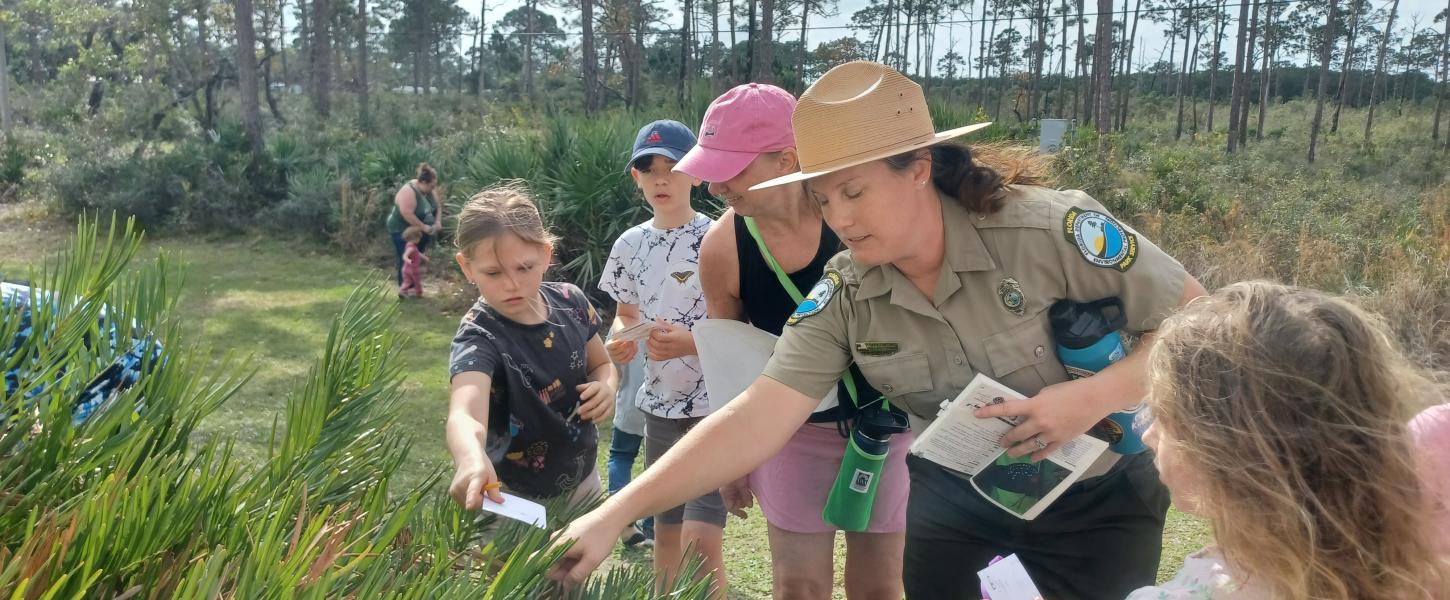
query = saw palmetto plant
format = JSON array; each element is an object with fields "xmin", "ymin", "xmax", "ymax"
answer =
[{"xmin": 0, "ymin": 217, "xmax": 711, "ymax": 600}]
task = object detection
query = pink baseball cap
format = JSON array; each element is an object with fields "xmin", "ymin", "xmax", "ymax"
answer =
[{"xmin": 674, "ymin": 83, "xmax": 797, "ymax": 183}]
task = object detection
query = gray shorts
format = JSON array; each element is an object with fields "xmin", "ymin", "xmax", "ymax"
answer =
[
  {"xmin": 644, "ymin": 413, "xmax": 728, "ymax": 528},
  {"xmin": 611, "ymin": 357, "xmax": 647, "ymax": 436}
]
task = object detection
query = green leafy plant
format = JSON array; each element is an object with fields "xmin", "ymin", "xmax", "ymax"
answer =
[{"xmin": 0, "ymin": 216, "xmax": 714, "ymax": 599}]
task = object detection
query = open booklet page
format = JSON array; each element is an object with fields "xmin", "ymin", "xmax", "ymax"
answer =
[{"xmin": 909, "ymin": 373, "xmax": 1108, "ymax": 520}]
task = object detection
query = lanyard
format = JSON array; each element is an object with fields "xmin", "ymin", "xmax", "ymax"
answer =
[{"xmin": 742, "ymin": 217, "xmax": 890, "ymax": 412}]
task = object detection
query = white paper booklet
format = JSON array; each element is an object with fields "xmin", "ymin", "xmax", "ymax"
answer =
[{"xmin": 909, "ymin": 373, "xmax": 1108, "ymax": 520}]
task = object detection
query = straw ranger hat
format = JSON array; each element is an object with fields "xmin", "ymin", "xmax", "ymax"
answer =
[{"xmin": 750, "ymin": 61, "xmax": 992, "ymax": 190}]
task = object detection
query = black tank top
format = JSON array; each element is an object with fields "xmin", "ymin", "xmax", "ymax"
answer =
[{"xmin": 732, "ymin": 215, "xmax": 884, "ymax": 425}]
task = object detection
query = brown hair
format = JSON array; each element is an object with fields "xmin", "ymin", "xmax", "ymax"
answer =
[
  {"xmin": 883, "ymin": 143, "xmax": 1054, "ymax": 215},
  {"xmin": 416, "ymin": 162, "xmax": 438, "ymax": 185},
  {"xmin": 1148, "ymin": 281, "xmax": 1448, "ymax": 599},
  {"xmin": 454, "ymin": 181, "xmax": 557, "ymax": 259}
]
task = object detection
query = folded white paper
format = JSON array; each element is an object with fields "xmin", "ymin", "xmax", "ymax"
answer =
[
  {"xmin": 978, "ymin": 554, "xmax": 1043, "ymax": 600},
  {"xmin": 481, "ymin": 493, "xmax": 548, "ymax": 529}
]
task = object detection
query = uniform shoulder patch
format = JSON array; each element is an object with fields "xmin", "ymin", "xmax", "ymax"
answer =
[
  {"xmin": 1062, "ymin": 207, "xmax": 1138, "ymax": 272},
  {"xmin": 787, "ymin": 270, "xmax": 843, "ymax": 326}
]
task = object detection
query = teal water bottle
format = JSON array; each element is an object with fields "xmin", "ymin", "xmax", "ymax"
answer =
[
  {"xmin": 1048, "ymin": 298, "xmax": 1151, "ymax": 454},
  {"xmin": 821, "ymin": 408, "xmax": 909, "ymax": 531}
]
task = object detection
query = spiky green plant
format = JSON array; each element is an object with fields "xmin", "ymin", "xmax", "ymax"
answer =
[
  {"xmin": 0, "ymin": 216, "xmax": 713, "ymax": 599},
  {"xmin": 538, "ymin": 115, "xmax": 646, "ymax": 291}
]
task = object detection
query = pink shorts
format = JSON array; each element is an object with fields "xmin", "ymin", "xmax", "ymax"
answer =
[{"xmin": 748, "ymin": 422, "xmax": 913, "ymax": 534}]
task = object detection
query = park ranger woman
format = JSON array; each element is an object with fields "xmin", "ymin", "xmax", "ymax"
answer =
[{"xmin": 551, "ymin": 61, "xmax": 1207, "ymax": 600}]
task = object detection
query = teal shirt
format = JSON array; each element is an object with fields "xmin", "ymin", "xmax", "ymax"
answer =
[{"xmin": 386, "ymin": 182, "xmax": 437, "ymax": 234}]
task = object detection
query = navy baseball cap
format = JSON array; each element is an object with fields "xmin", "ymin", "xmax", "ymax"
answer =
[{"xmin": 628, "ymin": 120, "xmax": 698, "ymax": 171}]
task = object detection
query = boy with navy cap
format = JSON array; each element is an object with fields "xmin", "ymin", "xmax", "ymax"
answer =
[{"xmin": 596, "ymin": 120, "xmax": 729, "ymax": 595}]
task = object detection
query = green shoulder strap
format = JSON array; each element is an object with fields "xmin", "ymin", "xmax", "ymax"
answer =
[{"xmin": 742, "ymin": 216, "xmax": 889, "ymax": 412}]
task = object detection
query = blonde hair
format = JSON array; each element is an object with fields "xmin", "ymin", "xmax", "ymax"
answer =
[
  {"xmin": 402, "ymin": 225, "xmax": 424, "ymax": 244},
  {"xmin": 1147, "ymin": 281, "xmax": 1448, "ymax": 599},
  {"xmin": 454, "ymin": 181, "xmax": 557, "ymax": 259}
]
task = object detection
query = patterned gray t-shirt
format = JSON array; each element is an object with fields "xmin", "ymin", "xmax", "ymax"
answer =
[
  {"xmin": 448, "ymin": 282, "xmax": 601, "ymax": 499},
  {"xmin": 598, "ymin": 213, "xmax": 711, "ymax": 419}
]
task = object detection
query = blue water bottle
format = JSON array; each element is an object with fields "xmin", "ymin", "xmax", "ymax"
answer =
[{"xmin": 1048, "ymin": 298, "xmax": 1151, "ymax": 454}]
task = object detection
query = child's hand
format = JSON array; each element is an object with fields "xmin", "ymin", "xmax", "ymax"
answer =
[
  {"xmin": 575, "ymin": 381, "xmax": 615, "ymax": 424},
  {"xmin": 720, "ymin": 476, "xmax": 754, "ymax": 519},
  {"xmin": 449, "ymin": 458, "xmax": 504, "ymax": 510},
  {"xmin": 605, "ymin": 337, "xmax": 637, "ymax": 363},
  {"xmin": 646, "ymin": 320, "xmax": 696, "ymax": 361}
]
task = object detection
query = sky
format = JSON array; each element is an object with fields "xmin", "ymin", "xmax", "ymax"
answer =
[{"xmin": 451, "ymin": 0, "xmax": 1447, "ymax": 77}]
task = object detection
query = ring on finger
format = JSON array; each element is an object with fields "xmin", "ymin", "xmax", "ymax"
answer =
[{"xmin": 1033, "ymin": 436, "xmax": 1049, "ymax": 451}]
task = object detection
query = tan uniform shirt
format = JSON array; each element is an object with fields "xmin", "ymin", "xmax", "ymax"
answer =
[{"xmin": 763, "ymin": 186, "xmax": 1187, "ymax": 436}]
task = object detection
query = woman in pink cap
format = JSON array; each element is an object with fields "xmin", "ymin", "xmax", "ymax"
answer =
[{"xmin": 674, "ymin": 82, "xmax": 911, "ymax": 600}]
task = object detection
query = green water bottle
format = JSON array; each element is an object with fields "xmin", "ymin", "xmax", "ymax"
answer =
[{"xmin": 822, "ymin": 407, "xmax": 909, "ymax": 532}]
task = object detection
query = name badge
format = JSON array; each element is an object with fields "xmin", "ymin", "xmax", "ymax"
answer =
[{"xmin": 854, "ymin": 342, "xmax": 900, "ymax": 357}]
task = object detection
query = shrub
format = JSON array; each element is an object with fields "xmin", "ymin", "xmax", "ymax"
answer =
[{"xmin": 0, "ymin": 217, "xmax": 714, "ymax": 599}]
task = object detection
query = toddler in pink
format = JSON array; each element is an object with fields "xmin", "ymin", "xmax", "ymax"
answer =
[{"xmin": 399, "ymin": 225, "xmax": 430, "ymax": 297}]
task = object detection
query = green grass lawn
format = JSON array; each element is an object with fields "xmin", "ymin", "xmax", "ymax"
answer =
[{"xmin": 0, "ymin": 207, "xmax": 1211, "ymax": 598}]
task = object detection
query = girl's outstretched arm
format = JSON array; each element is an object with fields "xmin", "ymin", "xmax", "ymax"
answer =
[{"xmin": 446, "ymin": 372, "xmax": 504, "ymax": 509}]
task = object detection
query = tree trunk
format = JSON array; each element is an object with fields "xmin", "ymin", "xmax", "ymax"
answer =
[
  {"xmin": 311, "ymin": 0, "xmax": 330, "ymax": 116},
  {"xmin": 281, "ymin": 0, "xmax": 290, "ymax": 87},
  {"xmin": 746, "ymin": 0, "xmax": 757, "ymax": 79},
  {"xmin": 1363, "ymin": 0, "xmax": 1398, "ymax": 143},
  {"xmin": 300, "ymin": 0, "xmax": 311, "ymax": 95},
  {"xmin": 797, "ymin": 0, "xmax": 808, "ymax": 88},
  {"xmin": 1189, "ymin": 12, "xmax": 1203, "ymax": 134},
  {"xmin": 235, "ymin": 0, "xmax": 264, "ymax": 160},
  {"xmin": 1175, "ymin": 8, "xmax": 1190, "ymax": 139},
  {"xmin": 679, "ymin": 0, "xmax": 691, "ymax": 106},
  {"xmin": 729, "ymin": 0, "xmax": 738, "ymax": 85},
  {"xmin": 1307, "ymin": 0, "xmax": 1339, "ymax": 162},
  {"xmin": 198, "ymin": 0, "xmax": 217, "ymax": 132},
  {"xmin": 711, "ymin": 0, "xmax": 721, "ymax": 89},
  {"xmin": 986, "ymin": 4, "xmax": 1001, "ymax": 112},
  {"xmin": 1207, "ymin": 0, "xmax": 1225, "ymax": 131},
  {"xmin": 475, "ymin": 0, "xmax": 487, "ymax": 94},
  {"xmin": 356, "ymin": 0, "xmax": 369, "ymax": 125},
  {"xmin": 1058, "ymin": 0, "xmax": 1069, "ymax": 115},
  {"xmin": 585, "ymin": 0, "xmax": 600, "ymax": 110},
  {"xmin": 1256, "ymin": 0, "xmax": 1272, "ymax": 140},
  {"xmin": 978, "ymin": 0, "xmax": 991, "ymax": 107},
  {"xmin": 1109, "ymin": 0, "xmax": 1128, "ymax": 128},
  {"xmin": 1076, "ymin": 0, "xmax": 1087, "ymax": 121},
  {"xmin": 1331, "ymin": 0, "xmax": 1360, "ymax": 133},
  {"xmin": 1166, "ymin": 9, "xmax": 1177, "ymax": 96},
  {"xmin": 1117, "ymin": 0, "xmax": 1142, "ymax": 129},
  {"xmin": 629, "ymin": 0, "xmax": 644, "ymax": 107},
  {"xmin": 1236, "ymin": 0, "xmax": 1258, "ymax": 145},
  {"xmin": 1030, "ymin": 0, "xmax": 1051, "ymax": 118},
  {"xmin": 524, "ymin": 0, "xmax": 536, "ymax": 100},
  {"xmin": 1226, "ymin": 0, "xmax": 1249, "ymax": 153},
  {"xmin": 1435, "ymin": 1, "xmax": 1448, "ymax": 146},
  {"xmin": 1092, "ymin": 0, "xmax": 1113, "ymax": 133},
  {"xmin": 261, "ymin": 45, "xmax": 288, "ymax": 124},
  {"xmin": 0, "ymin": 15, "xmax": 11, "ymax": 140},
  {"xmin": 411, "ymin": 0, "xmax": 422, "ymax": 92}
]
